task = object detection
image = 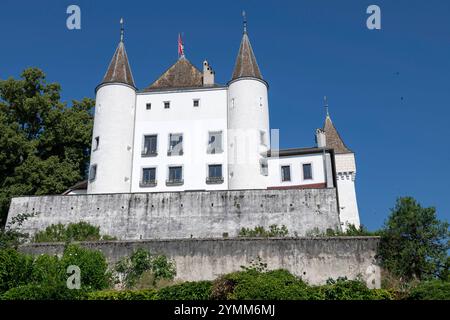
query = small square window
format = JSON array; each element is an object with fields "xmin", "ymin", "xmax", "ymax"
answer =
[
  {"xmin": 260, "ymin": 131, "xmax": 267, "ymax": 146},
  {"xmin": 193, "ymin": 99, "xmax": 200, "ymax": 107},
  {"xmin": 146, "ymin": 103, "xmax": 151, "ymax": 110},
  {"xmin": 281, "ymin": 166, "xmax": 291, "ymax": 182},
  {"xmin": 303, "ymin": 164, "xmax": 313, "ymax": 180},
  {"xmin": 164, "ymin": 101, "xmax": 170, "ymax": 109}
]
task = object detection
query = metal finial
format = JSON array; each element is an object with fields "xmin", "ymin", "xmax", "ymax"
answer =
[
  {"xmin": 242, "ymin": 10, "xmax": 247, "ymax": 33},
  {"xmin": 324, "ymin": 96, "xmax": 329, "ymax": 117},
  {"xmin": 120, "ymin": 18, "xmax": 124, "ymax": 42}
]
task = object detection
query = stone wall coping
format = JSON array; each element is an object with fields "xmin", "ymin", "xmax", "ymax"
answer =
[{"xmin": 20, "ymin": 236, "xmax": 381, "ymax": 248}]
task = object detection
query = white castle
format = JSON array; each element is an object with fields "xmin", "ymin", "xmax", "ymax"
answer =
[{"xmin": 70, "ymin": 19, "xmax": 360, "ymax": 229}]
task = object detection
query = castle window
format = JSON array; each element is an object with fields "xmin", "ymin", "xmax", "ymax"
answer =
[
  {"xmin": 193, "ymin": 99, "xmax": 200, "ymax": 107},
  {"xmin": 207, "ymin": 131, "xmax": 223, "ymax": 154},
  {"xmin": 89, "ymin": 164, "xmax": 97, "ymax": 182},
  {"xmin": 164, "ymin": 101, "xmax": 170, "ymax": 109},
  {"xmin": 281, "ymin": 166, "xmax": 291, "ymax": 182},
  {"xmin": 168, "ymin": 133, "xmax": 183, "ymax": 156},
  {"xmin": 142, "ymin": 135, "xmax": 157, "ymax": 157},
  {"xmin": 260, "ymin": 158, "xmax": 268, "ymax": 176},
  {"xmin": 260, "ymin": 131, "xmax": 267, "ymax": 146},
  {"xmin": 303, "ymin": 163, "xmax": 313, "ymax": 180},
  {"xmin": 146, "ymin": 103, "xmax": 151, "ymax": 110},
  {"xmin": 167, "ymin": 166, "xmax": 183, "ymax": 186},
  {"xmin": 93, "ymin": 136, "xmax": 100, "ymax": 151},
  {"xmin": 206, "ymin": 164, "xmax": 224, "ymax": 184},
  {"xmin": 140, "ymin": 167, "xmax": 157, "ymax": 187}
]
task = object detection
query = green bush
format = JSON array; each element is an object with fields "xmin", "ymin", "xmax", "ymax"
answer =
[
  {"xmin": 1, "ymin": 283, "xmax": 87, "ymax": 300},
  {"xmin": 87, "ymin": 289, "xmax": 158, "ymax": 300},
  {"xmin": 219, "ymin": 269, "xmax": 315, "ymax": 300},
  {"xmin": 407, "ymin": 280, "xmax": 450, "ymax": 300},
  {"xmin": 115, "ymin": 248, "xmax": 176, "ymax": 289},
  {"xmin": 239, "ymin": 225, "xmax": 289, "ymax": 238},
  {"xmin": 33, "ymin": 222, "xmax": 116, "ymax": 243},
  {"xmin": 320, "ymin": 278, "xmax": 393, "ymax": 300},
  {"xmin": 30, "ymin": 254, "xmax": 65, "ymax": 287},
  {"xmin": 0, "ymin": 249, "xmax": 34, "ymax": 294},
  {"xmin": 157, "ymin": 281, "xmax": 212, "ymax": 300},
  {"xmin": 60, "ymin": 244, "xmax": 111, "ymax": 291}
]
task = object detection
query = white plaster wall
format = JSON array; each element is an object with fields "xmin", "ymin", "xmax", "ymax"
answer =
[
  {"xmin": 267, "ymin": 154, "xmax": 326, "ymax": 188},
  {"xmin": 132, "ymin": 88, "xmax": 228, "ymax": 192},
  {"xmin": 228, "ymin": 79, "xmax": 270, "ymax": 189},
  {"xmin": 335, "ymin": 153, "xmax": 360, "ymax": 229},
  {"xmin": 88, "ymin": 84, "xmax": 136, "ymax": 194}
]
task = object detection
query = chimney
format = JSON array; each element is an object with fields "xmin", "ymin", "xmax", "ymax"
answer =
[
  {"xmin": 203, "ymin": 60, "xmax": 215, "ymax": 86},
  {"xmin": 316, "ymin": 128, "xmax": 326, "ymax": 148}
]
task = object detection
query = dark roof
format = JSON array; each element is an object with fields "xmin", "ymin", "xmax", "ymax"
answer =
[
  {"xmin": 62, "ymin": 180, "xmax": 88, "ymax": 195},
  {"xmin": 231, "ymin": 32, "xmax": 263, "ymax": 81},
  {"xmin": 145, "ymin": 57, "xmax": 204, "ymax": 90},
  {"xmin": 101, "ymin": 41, "xmax": 135, "ymax": 88},
  {"xmin": 267, "ymin": 147, "xmax": 333, "ymax": 157},
  {"xmin": 323, "ymin": 115, "xmax": 352, "ymax": 154}
]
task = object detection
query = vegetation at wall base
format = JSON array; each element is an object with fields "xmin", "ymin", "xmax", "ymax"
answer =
[{"xmin": 33, "ymin": 222, "xmax": 117, "ymax": 243}]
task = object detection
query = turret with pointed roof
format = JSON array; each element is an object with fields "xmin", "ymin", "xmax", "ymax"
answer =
[
  {"xmin": 323, "ymin": 114, "xmax": 352, "ymax": 154},
  {"xmin": 231, "ymin": 22, "xmax": 263, "ymax": 81},
  {"xmin": 99, "ymin": 19, "xmax": 135, "ymax": 89}
]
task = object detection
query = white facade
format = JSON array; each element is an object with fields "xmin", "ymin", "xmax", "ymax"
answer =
[
  {"xmin": 335, "ymin": 153, "xmax": 360, "ymax": 229},
  {"xmin": 132, "ymin": 87, "xmax": 228, "ymax": 192}
]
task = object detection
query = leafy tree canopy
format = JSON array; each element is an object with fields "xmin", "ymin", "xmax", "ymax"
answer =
[
  {"xmin": 0, "ymin": 68, "xmax": 94, "ymax": 226},
  {"xmin": 378, "ymin": 197, "xmax": 449, "ymax": 282}
]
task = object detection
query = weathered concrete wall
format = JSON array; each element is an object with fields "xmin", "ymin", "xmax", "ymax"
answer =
[
  {"xmin": 7, "ymin": 189, "xmax": 340, "ymax": 240},
  {"xmin": 18, "ymin": 237, "xmax": 381, "ymax": 288}
]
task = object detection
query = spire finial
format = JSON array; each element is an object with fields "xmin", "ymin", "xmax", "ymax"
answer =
[
  {"xmin": 242, "ymin": 10, "xmax": 247, "ymax": 33},
  {"xmin": 324, "ymin": 96, "xmax": 330, "ymax": 117},
  {"xmin": 120, "ymin": 18, "xmax": 124, "ymax": 42}
]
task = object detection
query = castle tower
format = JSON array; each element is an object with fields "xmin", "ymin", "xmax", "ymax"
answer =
[
  {"xmin": 317, "ymin": 107, "xmax": 361, "ymax": 229},
  {"xmin": 87, "ymin": 19, "xmax": 137, "ymax": 194},
  {"xmin": 227, "ymin": 14, "xmax": 270, "ymax": 189}
]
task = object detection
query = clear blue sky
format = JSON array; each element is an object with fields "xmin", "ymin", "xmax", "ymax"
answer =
[{"xmin": 1, "ymin": 0, "xmax": 449, "ymax": 231}]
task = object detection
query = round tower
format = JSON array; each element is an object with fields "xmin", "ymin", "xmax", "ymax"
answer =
[
  {"xmin": 227, "ymin": 17, "xmax": 270, "ymax": 190},
  {"xmin": 88, "ymin": 20, "xmax": 137, "ymax": 194}
]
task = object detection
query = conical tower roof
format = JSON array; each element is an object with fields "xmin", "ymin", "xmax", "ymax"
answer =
[
  {"xmin": 323, "ymin": 114, "xmax": 352, "ymax": 154},
  {"xmin": 101, "ymin": 40, "xmax": 135, "ymax": 88},
  {"xmin": 231, "ymin": 30, "xmax": 263, "ymax": 81}
]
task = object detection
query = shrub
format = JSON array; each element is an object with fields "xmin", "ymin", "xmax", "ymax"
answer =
[
  {"xmin": 157, "ymin": 281, "xmax": 212, "ymax": 300},
  {"xmin": 31, "ymin": 254, "xmax": 64, "ymax": 286},
  {"xmin": 115, "ymin": 248, "xmax": 176, "ymax": 289},
  {"xmin": 60, "ymin": 244, "xmax": 111, "ymax": 291},
  {"xmin": 1, "ymin": 283, "xmax": 87, "ymax": 300},
  {"xmin": 407, "ymin": 280, "xmax": 450, "ymax": 300},
  {"xmin": 0, "ymin": 249, "xmax": 34, "ymax": 294},
  {"xmin": 214, "ymin": 269, "xmax": 315, "ymax": 300},
  {"xmin": 320, "ymin": 277, "xmax": 393, "ymax": 300},
  {"xmin": 239, "ymin": 225, "xmax": 288, "ymax": 238},
  {"xmin": 33, "ymin": 222, "xmax": 116, "ymax": 243},
  {"xmin": 87, "ymin": 289, "xmax": 158, "ymax": 300}
]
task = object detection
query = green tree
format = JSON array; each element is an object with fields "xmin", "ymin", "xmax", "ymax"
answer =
[
  {"xmin": 0, "ymin": 68, "xmax": 94, "ymax": 226},
  {"xmin": 378, "ymin": 197, "xmax": 449, "ymax": 282}
]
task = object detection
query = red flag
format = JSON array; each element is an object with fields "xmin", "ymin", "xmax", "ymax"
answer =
[{"xmin": 178, "ymin": 33, "xmax": 184, "ymax": 57}]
